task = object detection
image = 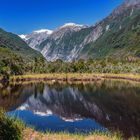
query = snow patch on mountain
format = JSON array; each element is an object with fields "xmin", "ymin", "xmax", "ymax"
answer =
[
  {"xmin": 19, "ymin": 28, "xmax": 53, "ymax": 50},
  {"xmin": 60, "ymin": 23, "xmax": 84, "ymax": 28},
  {"xmin": 33, "ymin": 29, "xmax": 53, "ymax": 34},
  {"xmin": 19, "ymin": 34, "xmax": 28, "ymax": 40}
]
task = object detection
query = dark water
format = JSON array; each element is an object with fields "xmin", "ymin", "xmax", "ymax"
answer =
[{"xmin": 0, "ymin": 80, "xmax": 140, "ymax": 138}]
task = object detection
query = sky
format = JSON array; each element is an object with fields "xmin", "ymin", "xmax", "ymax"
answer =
[{"xmin": 0, "ymin": 0, "xmax": 123, "ymax": 34}]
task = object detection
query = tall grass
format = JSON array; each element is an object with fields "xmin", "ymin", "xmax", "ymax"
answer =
[{"xmin": 23, "ymin": 128, "xmax": 123, "ymax": 140}]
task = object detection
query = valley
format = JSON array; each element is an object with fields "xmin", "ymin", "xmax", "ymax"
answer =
[{"xmin": 0, "ymin": 0, "xmax": 140, "ymax": 140}]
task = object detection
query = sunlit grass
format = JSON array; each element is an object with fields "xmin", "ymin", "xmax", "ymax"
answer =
[
  {"xmin": 10, "ymin": 73, "xmax": 140, "ymax": 83},
  {"xmin": 23, "ymin": 128, "xmax": 139, "ymax": 140},
  {"xmin": 23, "ymin": 128, "xmax": 123, "ymax": 140}
]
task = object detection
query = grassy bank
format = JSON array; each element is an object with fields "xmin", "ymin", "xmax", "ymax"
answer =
[
  {"xmin": 23, "ymin": 128, "xmax": 120, "ymax": 140},
  {"xmin": 23, "ymin": 128, "xmax": 139, "ymax": 140},
  {"xmin": 9, "ymin": 73, "xmax": 140, "ymax": 83}
]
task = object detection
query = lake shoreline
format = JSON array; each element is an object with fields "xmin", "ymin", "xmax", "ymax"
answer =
[{"xmin": 8, "ymin": 73, "xmax": 140, "ymax": 83}]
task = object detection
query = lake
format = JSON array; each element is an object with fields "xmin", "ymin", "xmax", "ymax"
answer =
[{"xmin": 0, "ymin": 80, "xmax": 140, "ymax": 138}]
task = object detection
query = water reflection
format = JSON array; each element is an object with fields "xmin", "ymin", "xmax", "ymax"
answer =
[{"xmin": 0, "ymin": 80, "xmax": 140, "ymax": 137}]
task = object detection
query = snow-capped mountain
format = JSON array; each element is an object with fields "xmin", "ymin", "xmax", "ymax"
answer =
[
  {"xmin": 19, "ymin": 29, "xmax": 53, "ymax": 50},
  {"xmin": 33, "ymin": 29, "xmax": 53, "ymax": 34},
  {"xmin": 19, "ymin": 23, "xmax": 88, "ymax": 60},
  {"xmin": 47, "ymin": 23, "xmax": 86, "ymax": 42},
  {"xmin": 40, "ymin": 23, "xmax": 102, "ymax": 61},
  {"xmin": 19, "ymin": 0, "xmax": 140, "ymax": 61},
  {"xmin": 59, "ymin": 23, "xmax": 85, "ymax": 30}
]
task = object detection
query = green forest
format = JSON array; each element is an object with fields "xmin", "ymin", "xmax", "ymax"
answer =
[{"xmin": 1, "ymin": 46, "xmax": 140, "ymax": 78}]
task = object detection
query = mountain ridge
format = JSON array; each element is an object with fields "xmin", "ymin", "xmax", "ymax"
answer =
[{"xmin": 19, "ymin": 0, "xmax": 140, "ymax": 61}]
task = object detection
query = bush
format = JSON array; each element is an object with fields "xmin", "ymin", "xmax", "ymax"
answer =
[{"xmin": 0, "ymin": 109, "xmax": 24, "ymax": 140}]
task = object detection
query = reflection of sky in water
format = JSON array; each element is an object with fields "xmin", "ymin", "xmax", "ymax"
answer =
[{"xmin": 7, "ymin": 110, "xmax": 107, "ymax": 133}]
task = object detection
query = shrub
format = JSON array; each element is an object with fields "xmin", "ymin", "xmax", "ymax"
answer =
[{"xmin": 0, "ymin": 109, "xmax": 24, "ymax": 140}]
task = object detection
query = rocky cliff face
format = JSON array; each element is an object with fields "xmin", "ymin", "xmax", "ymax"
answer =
[
  {"xmin": 20, "ymin": 23, "xmax": 103, "ymax": 61},
  {"xmin": 19, "ymin": 29, "xmax": 53, "ymax": 50},
  {"xmin": 19, "ymin": 0, "xmax": 140, "ymax": 61}
]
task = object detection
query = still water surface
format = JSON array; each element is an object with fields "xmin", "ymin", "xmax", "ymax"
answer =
[{"xmin": 0, "ymin": 80, "xmax": 140, "ymax": 138}]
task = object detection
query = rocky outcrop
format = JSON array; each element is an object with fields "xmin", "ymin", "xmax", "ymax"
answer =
[{"xmin": 19, "ymin": 29, "xmax": 53, "ymax": 50}]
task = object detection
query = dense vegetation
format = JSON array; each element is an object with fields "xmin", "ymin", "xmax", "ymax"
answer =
[
  {"xmin": 0, "ymin": 47, "xmax": 46, "ymax": 78},
  {"xmin": 1, "ymin": 51, "xmax": 140, "ymax": 78},
  {"xmin": 0, "ymin": 109, "xmax": 24, "ymax": 140},
  {"xmin": 44, "ymin": 58, "xmax": 140, "ymax": 73},
  {"xmin": 0, "ymin": 28, "xmax": 46, "ymax": 79},
  {"xmin": 0, "ymin": 28, "xmax": 42, "ymax": 60}
]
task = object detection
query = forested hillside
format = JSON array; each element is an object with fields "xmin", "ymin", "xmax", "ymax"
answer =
[{"xmin": 0, "ymin": 28, "xmax": 46, "ymax": 76}]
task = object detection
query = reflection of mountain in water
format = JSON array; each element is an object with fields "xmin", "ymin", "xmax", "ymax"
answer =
[
  {"xmin": 16, "ymin": 81, "xmax": 140, "ymax": 138},
  {"xmin": 17, "ymin": 85, "xmax": 106, "ymax": 122},
  {"xmin": 1, "ymin": 80, "xmax": 140, "ymax": 138}
]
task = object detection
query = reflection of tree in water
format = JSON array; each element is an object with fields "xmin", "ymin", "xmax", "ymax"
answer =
[
  {"xmin": 0, "ymin": 83, "xmax": 33, "ymax": 111},
  {"xmin": 33, "ymin": 83, "xmax": 45, "ymax": 98}
]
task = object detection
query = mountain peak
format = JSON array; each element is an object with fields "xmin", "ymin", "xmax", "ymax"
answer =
[
  {"xmin": 60, "ymin": 23, "xmax": 84, "ymax": 29},
  {"xmin": 33, "ymin": 29, "xmax": 53, "ymax": 34}
]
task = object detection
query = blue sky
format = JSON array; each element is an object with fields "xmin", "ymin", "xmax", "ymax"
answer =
[{"xmin": 0, "ymin": 0, "xmax": 123, "ymax": 34}]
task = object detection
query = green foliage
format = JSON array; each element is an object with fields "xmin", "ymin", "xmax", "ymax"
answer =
[
  {"xmin": 0, "ymin": 109, "xmax": 24, "ymax": 140},
  {"xmin": 0, "ymin": 47, "xmax": 47, "ymax": 77},
  {"xmin": 0, "ymin": 27, "xmax": 46, "ymax": 77},
  {"xmin": 0, "ymin": 28, "xmax": 42, "ymax": 60},
  {"xmin": 37, "ymin": 58, "xmax": 140, "ymax": 74},
  {"xmin": 1, "ymin": 45, "xmax": 140, "ymax": 76}
]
